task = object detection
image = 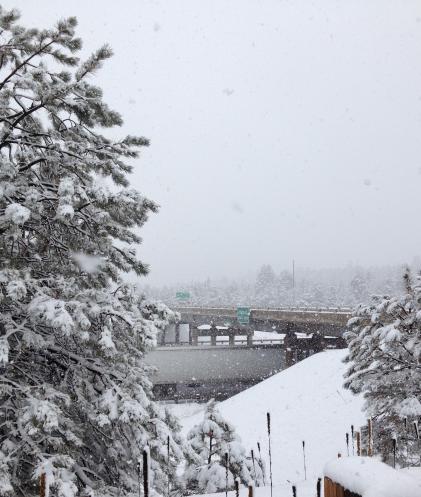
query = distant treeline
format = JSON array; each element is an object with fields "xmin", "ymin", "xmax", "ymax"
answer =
[{"xmin": 140, "ymin": 263, "xmax": 417, "ymax": 309}]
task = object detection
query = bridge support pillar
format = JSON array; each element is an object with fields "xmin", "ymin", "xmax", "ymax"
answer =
[
  {"xmin": 191, "ymin": 327, "xmax": 198, "ymax": 346},
  {"xmin": 210, "ymin": 324, "xmax": 218, "ymax": 346}
]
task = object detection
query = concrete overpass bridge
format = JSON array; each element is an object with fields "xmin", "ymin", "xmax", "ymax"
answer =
[
  {"xmin": 175, "ymin": 306, "xmax": 352, "ymax": 336},
  {"xmin": 147, "ymin": 311, "xmax": 349, "ymax": 401}
]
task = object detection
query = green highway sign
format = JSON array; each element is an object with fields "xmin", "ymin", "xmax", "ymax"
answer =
[
  {"xmin": 237, "ymin": 306, "xmax": 250, "ymax": 325},
  {"xmin": 176, "ymin": 291, "xmax": 190, "ymax": 301}
]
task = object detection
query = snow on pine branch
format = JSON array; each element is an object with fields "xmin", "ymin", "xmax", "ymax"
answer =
[
  {"xmin": 0, "ymin": 6, "xmax": 187, "ymax": 497},
  {"xmin": 344, "ymin": 269, "xmax": 421, "ymax": 466}
]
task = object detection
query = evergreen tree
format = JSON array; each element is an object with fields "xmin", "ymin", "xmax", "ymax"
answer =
[
  {"xmin": 349, "ymin": 271, "xmax": 369, "ymax": 305},
  {"xmin": 184, "ymin": 400, "xmax": 259, "ymax": 494},
  {"xmin": 344, "ymin": 270, "xmax": 421, "ymax": 466},
  {"xmin": 255, "ymin": 265, "xmax": 278, "ymax": 307},
  {"xmin": 0, "ymin": 8, "xmax": 184, "ymax": 496}
]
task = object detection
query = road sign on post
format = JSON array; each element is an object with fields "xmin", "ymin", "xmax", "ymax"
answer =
[
  {"xmin": 176, "ymin": 291, "xmax": 190, "ymax": 301},
  {"xmin": 237, "ymin": 306, "xmax": 250, "ymax": 325}
]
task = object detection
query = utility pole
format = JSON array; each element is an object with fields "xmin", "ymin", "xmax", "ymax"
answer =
[{"xmin": 292, "ymin": 259, "xmax": 295, "ymax": 306}]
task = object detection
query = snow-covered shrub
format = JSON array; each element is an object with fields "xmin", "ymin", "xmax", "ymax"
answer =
[
  {"xmin": 0, "ymin": 7, "xmax": 186, "ymax": 496},
  {"xmin": 183, "ymin": 400, "xmax": 260, "ymax": 494},
  {"xmin": 344, "ymin": 270, "xmax": 421, "ymax": 466}
]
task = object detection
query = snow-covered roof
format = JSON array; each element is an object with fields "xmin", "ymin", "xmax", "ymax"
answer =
[{"xmin": 324, "ymin": 457, "xmax": 421, "ymax": 497}]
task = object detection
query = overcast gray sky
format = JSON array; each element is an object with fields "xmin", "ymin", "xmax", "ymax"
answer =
[{"xmin": 5, "ymin": 0, "xmax": 421, "ymax": 284}]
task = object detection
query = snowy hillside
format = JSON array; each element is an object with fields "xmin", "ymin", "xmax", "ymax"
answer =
[{"xmin": 176, "ymin": 350, "xmax": 366, "ymax": 492}]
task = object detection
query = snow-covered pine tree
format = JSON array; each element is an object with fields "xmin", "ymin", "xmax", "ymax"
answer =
[
  {"xmin": 184, "ymin": 400, "xmax": 260, "ymax": 494},
  {"xmin": 0, "ymin": 8, "xmax": 185, "ymax": 497},
  {"xmin": 344, "ymin": 270, "xmax": 421, "ymax": 466},
  {"xmin": 255, "ymin": 265, "xmax": 278, "ymax": 307},
  {"xmin": 349, "ymin": 271, "xmax": 369, "ymax": 306}
]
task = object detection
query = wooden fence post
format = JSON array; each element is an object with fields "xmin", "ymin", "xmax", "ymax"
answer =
[
  {"xmin": 266, "ymin": 412, "xmax": 273, "ymax": 497},
  {"xmin": 235, "ymin": 478, "xmax": 240, "ymax": 497},
  {"xmin": 356, "ymin": 431, "xmax": 361, "ymax": 456},
  {"xmin": 143, "ymin": 449, "xmax": 149, "ymax": 497},
  {"xmin": 40, "ymin": 473, "xmax": 46, "ymax": 497},
  {"xmin": 167, "ymin": 435, "xmax": 171, "ymax": 497},
  {"xmin": 392, "ymin": 437, "xmax": 397, "ymax": 468},
  {"xmin": 248, "ymin": 483, "xmax": 254, "ymax": 497},
  {"xmin": 367, "ymin": 418, "xmax": 373, "ymax": 456},
  {"xmin": 225, "ymin": 452, "xmax": 229, "ymax": 497},
  {"xmin": 324, "ymin": 477, "xmax": 331, "ymax": 497}
]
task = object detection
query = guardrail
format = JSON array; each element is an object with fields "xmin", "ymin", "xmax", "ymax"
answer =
[
  {"xmin": 193, "ymin": 339, "xmax": 283, "ymax": 346},
  {"xmin": 161, "ymin": 339, "xmax": 284, "ymax": 347},
  {"xmin": 175, "ymin": 305, "xmax": 353, "ymax": 313},
  {"xmin": 175, "ymin": 306, "xmax": 351, "ymax": 327}
]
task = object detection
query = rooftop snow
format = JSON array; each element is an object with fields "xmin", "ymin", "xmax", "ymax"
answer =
[{"xmin": 324, "ymin": 457, "xmax": 421, "ymax": 497}]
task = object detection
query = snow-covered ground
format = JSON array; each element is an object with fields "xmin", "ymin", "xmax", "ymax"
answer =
[
  {"xmin": 253, "ymin": 330, "xmax": 284, "ymax": 341},
  {"xmin": 170, "ymin": 349, "xmax": 366, "ymax": 496},
  {"xmin": 166, "ymin": 402, "xmax": 203, "ymax": 421},
  {"xmin": 194, "ymin": 328, "xmax": 282, "ymax": 344},
  {"xmin": 190, "ymin": 462, "xmax": 421, "ymax": 497},
  {"xmin": 192, "ymin": 480, "xmax": 318, "ymax": 497}
]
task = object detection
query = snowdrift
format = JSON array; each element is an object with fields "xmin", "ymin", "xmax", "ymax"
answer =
[{"xmin": 181, "ymin": 349, "xmax": 366, "ymax": 487}]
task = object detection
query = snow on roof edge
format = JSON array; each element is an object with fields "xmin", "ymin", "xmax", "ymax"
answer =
[{"xmin": 324, "ymin": 457, "xmax": 421, "ymax": 497}]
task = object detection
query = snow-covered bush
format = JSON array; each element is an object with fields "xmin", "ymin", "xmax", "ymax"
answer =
[
  {"xmin": 0, "ymin": 7, "xmax": 185, "ymax": 496},
  {"xmin": 344, "ymin": 270, "xmax": 421, "ymax": 466},
  {"xmin": 183, "ymin": 400, "xmax": 261, "ymax": 494}
]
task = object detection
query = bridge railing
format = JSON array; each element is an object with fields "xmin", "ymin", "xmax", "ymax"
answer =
[
  {"xmin": 159, "ymin": 338, "xmax": 284, "ymax": 347},
  {"xmin": 193, "ymin": 338, "xmax": 284, "ymax": 346},
  {"xmin": 174, "ymin": 305, "xmax": 353, "ymax": 313}
]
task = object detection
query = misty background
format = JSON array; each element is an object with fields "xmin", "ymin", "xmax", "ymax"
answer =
[{"xmin": 6, "ymin": 0, "xmax": 421, "ymax": 289}]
